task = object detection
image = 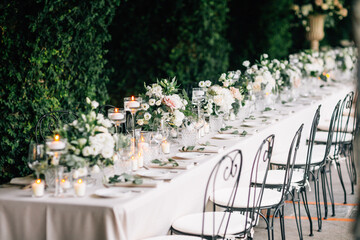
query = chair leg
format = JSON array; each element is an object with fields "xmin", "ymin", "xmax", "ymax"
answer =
[
  {"xmin": 324, "ymin": 161, "xmax": 336, "ymax": 217},
  {"xmin": 301, "ymin": 187, "xmax": 313, "ymax": 236},
  {"xmin": 279, "ymin": 206, "xmax": 286, "ymax": 240},
  {"xmin": 320, "ymin": 166, "xmax": 329, "ymax": 219},
  {"xmin": 314, "ymin": 170, "xmax": 322, "ymax": 232},
  {"xmin": 271, "ymin": 208, "xmax": 279, "ymax": 240},
  {"xmin": 258, "ymin": 210, "xmax": 271, "ymax": 240},
  {"xmin": 291, "ymin": 190, "xmax": 303, "ymax": 240},
  {"xmin": 335, "ymin": 160, "xmax": 347, "ymax": 204}
]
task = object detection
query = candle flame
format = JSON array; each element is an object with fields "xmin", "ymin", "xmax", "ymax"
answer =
[
  {"xmin": 131, "ymin": 96, "xmax": 135, "ymax": 101},
  {"xmin": 114, "ymin": 108, "xmax": 119, "ymax": 113},
  {"xmin": 141, "ymin": 136, "xmax": 145, "ymax": 142},
  {"xmin": 61, "ymin": 179, "xmax": 66, "ymax": 183},
  {"xmin": 326, "ymin": 73, "xmax": 330, "ymax": 78},
  {"xmin": 77, "ymin": 179, "xmax": 83, "ymax": 184},
  {"xmin": 131, "ymin": 156, "xmax": 135, "ymax": 160},
  {"xmin": 36, "ymin": 179, "xmax": 41, "ymax": 184},
  {"xmin": 54, "ymin": 134, "xmax": 60, "ymax": 141}
]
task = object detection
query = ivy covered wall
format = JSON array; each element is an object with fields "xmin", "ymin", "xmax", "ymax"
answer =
[{"xmin": 0, "ymin": 0, "xmax": 119, "ymax": 183}]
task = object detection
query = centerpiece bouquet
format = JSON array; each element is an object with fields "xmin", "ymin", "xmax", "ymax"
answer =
[
  {"xmin": 241, "ymin": 54, "xmax": 276, "ymax": 96},
  {"xmin": 216, "ymin": 71, "xmax": 244, "ymax": 116},
  {"xmin": 292, "ymin": 0, "xmax": 348, "ymax": 30},
  {"xmin": 136, "ymin": 77, "xmax": 191, "ymax": 130},
  {"xmin": 57, "ymin": 97, "xmax": 115, "ymax": 172},
  {"xmin": 290, "ymin": 50, "xmax": 324, "ymax": 79}
]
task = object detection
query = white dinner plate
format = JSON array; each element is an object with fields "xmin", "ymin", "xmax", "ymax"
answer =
[
  {"xmin": 136, "ymin": 169, "xmax": 170, "ymax": 179},
  {"xmin": 94, "ymin": 188, "xmax": 132, "ymax": 198},
  {"xmin": 173, "ymin": 152, "xmax": 205, "ymax": 159},
  {"xmin": 212, "ymin": 133, "xmax": 240, "ymax": 140}
]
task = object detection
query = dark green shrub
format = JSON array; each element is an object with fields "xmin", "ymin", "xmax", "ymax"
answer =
[
  {"xmin": 0, "ymin": 0, "xmax": 119, "ymax": 184},
  {"xmin": 106, "ymin": 0, "xmax": 230, "ymax": 105}
]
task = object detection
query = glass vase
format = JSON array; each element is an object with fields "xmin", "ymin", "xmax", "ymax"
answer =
[{"xmin": 209, "ymin": 114, "xmax": 224, "ymax": 133}]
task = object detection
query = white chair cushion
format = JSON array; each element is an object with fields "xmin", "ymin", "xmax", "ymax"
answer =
[
  {"xmin": 210, "ymin": 187, "xmax": 282, "ymax": 209},
  {"xmin": 317, "ymin": 118, "xmax": 354, "ymax": 133},
  {"xmin": 172, "ymin": 212, "xmax": 249, "ymax": 237},
  {"xmin": 271, "ymin": 145, "xmax": 325, "ymax": 166},
  {"xmin": 314, "ymin": 131, "xmax": 352, "ymax": 144},
  {"xmin": 253, "ymin": 169, "xmax": 304, "ymax": 186},
  {"xmin": 144, "ymin": 236, "xmax": 202, "ymax": 240}
]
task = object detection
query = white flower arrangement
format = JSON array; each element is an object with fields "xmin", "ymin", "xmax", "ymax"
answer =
[
  {"xmin": 58, "ymin": 98, "xmax": 115, "ymax": 169},
  {"xmin": 137, "ymin": 77, "xmax": 190, "ymax": 130},
  {"xmin": 204, "ymin": 85, "xmax": 235, "ymax": 115}
]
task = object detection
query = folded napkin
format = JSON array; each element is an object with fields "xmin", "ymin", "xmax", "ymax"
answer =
[
  {"xmin": 105, "ymin": 179, "xmax": 161, "ymax": 188},
  {"xmin": 147, "ymin": 162, "xmax": 194, "ymax": 170},
  {"xmin": 180, "ymin": 145, "xmax": 224, "ymax": 153},
  {"xmin": 9, "ymin": 175, "xmax": 34, "ymax": 185}
]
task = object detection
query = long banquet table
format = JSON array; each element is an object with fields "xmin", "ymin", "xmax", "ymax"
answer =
[{"xmin": 0, "ymin": 82, "xmax": 354, "ymax": 240}]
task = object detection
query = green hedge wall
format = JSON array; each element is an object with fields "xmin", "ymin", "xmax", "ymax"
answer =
[
  {"xmin": 0, "ymin": 0, "xmax": 119, "ymax": 184},
  {"xmin": 106, "ymin": 0, "xmax": 230, "ymax": 106}
]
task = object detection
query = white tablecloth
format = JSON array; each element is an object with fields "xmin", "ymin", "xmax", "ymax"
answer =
[{"xmin": 0, "ymin": 83, "xmax": 353, "ymax": 240}]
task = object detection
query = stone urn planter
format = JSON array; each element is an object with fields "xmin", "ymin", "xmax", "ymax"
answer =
[{"xmin": 306, "ymin": 14, "xmax": 326, "ymax": 51}]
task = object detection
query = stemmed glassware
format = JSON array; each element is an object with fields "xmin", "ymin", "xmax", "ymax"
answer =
[
  {"xmin": 28, "ymin": 142, "xmax": 45, "ymax": 179},
  {"xmin": 151, "ymin": 119, "xmax": 170, "ymax": 159},
  {"xmin": 124, "ymin": 96, "xmax": 142, "ymax": 144},
  {"xmin": 192, "ymin": 88, "xmax": 206, "ymax": 119},
  {"xmin": 108, "ymin": 107, "xmax": 126, "ymax": 151}
]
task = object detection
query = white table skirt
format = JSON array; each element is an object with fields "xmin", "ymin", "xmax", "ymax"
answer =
[{"xmin": 0, "ymin": 83, "xmax": 353, "ymax": 240}]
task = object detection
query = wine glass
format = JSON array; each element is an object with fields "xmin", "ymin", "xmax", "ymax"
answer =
[{"xmin": 28, "ymin": 142, "xmax": 45, "ymax": 179}]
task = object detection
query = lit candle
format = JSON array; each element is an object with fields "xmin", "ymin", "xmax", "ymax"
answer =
[
  {"xmin": 32, "ymin": 179, "xmax": 45, "ymax": 197},
  {"xmin": 60, "ymin": 178, "xmax": 71, "ymax": 191},
  {"xmin": 161, "ymin": 140, "xmax": 171, "ymax": 154},
  {"xmin": 74, "ymin": 179, "xmax": 86, "ymax": 197},
  {"xmin": 108, "ymin": 108, "xmax": 125, "ymax": 120},
  {"xmin": 131, "ymin": 155, "xmax": 138, "ymax": 171},
  {"xmin": 138, "ymin": 136, "xmax": 149, "ymax": 150},
  {"xmin": 200, "ymin": 127, "xmax": 205, "ymax": 137},
  {"xmin": 49, "ymin": 134, "xmax": 65, "ymax": 151},
  {"xmin": 126, "ymin": 96, "xmax": 140, "ymax": 109}
]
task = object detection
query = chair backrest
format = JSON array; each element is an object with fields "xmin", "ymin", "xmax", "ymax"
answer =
[
  {"xmin": 281, "ymin": 124, "xmax": 304, "ymax": 197},
  {"xmin": 333, "ymin": 92, "xmax": 354, "ymax": 156},
  {"xmin": 324, "ymin": 100, "xmax": 341, "ymax": 159},
  {"xmin": 35, "ymin": 110, "xmax": 78, "ymax": 144},
  {"xmin": 202, "ymin": 149, "xmax": 243, "ymax": 238},
  {"xmin": 303, "ymin": 105, "xmax": 321, "ymax": 183},
  {"xmin": 246, "ymin": 134, "xmax": 275, "ymax": 229}
]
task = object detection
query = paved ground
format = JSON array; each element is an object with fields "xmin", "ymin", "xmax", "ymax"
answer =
[{"xmin": 254, "ymin": 160, "xmax": 358, "ymax": 240}]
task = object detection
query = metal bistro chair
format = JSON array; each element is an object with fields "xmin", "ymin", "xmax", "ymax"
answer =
[
  {"xmin": 314, "ymin": 93, "xmax": 353, "ymax": 217},
  {"xmin": 35, "ymin": 110, "xmax": 78, "ymax": 144},
  {"xmin": 252, "ymin": 124, "xmax": 304, "ymax": 240},
  {"xmin": 171, "ymin": 149, "xmax": 255, "ymax": 239},
  {"xmin": 271, "ymin": 105, "xmax": 321, "ymax": 238},
  {"xmin": 209, "ymin": 135, "xmax": 276, "ymax": 240}
]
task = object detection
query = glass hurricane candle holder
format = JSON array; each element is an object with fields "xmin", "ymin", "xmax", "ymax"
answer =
[{"xmin": 124, "ymin": 96, "xmax": 142, "ymax": 143}]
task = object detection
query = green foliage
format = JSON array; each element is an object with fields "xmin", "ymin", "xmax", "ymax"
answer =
[
  {"xmin": 106, "ymin": 0, "xmax": 230, "ymax": 106},
  {"xmin": 227, "ymin": 0, "xmax": 294, "ymax": 68},
  {"xmin": 0, "ymin": 0, "xmax": 119, "ymax": 184}
]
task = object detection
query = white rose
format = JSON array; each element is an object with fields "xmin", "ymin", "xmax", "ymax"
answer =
[
  {"xmin": 137, "ymin": 119, "xmax": 144, "ymax": 125},
  {"xmin": 205, "ymin": 80, "xmax": 212, "ymax": 87},
  {"xmin": 156, "ymin": 100, "xmax": 162, "ymax": 106},
  {"xmin": 199, "ymin": 81, "xmax": 206, "ymax": 87},
  {"xmin": 89, "ymin": 111, "xmax": 96, "ymax": 121},
  {"xmin": 254, "ymin": 75, "xmax": 264, "ymax": 83},
  {"xmin": 243, "ymin": 60, "xmax": 250, "ymax": 67},
  {"xmin": 144, "ymin": 112, "xmax": 152, "ymax": 121},
  {"xmin": 149, "ymin": 99, "xmax": 156, "ymax": 106},
  {"xmin": 82, "ymin": 146, "xmax": 92, "ymax": 157},
  {"xmin": 141, "ymin": 103, "xmax": 150, "ymax": 110},
  {"xmin": 280, "ymin": 63, "xmax": 285, "ymax": 69},
  {"xmin": 74, "ymin": 149, "xmax": 80, "ymax": 155},
  {"xmin": 172, "ymin": 110, "xmax": 185, "ymax": 127},
  {"xmin": 101, "ymin": 147, "xmax": 114, "ymax": 159},
  {"xmin": 213, "ymin": 95, "xmax": 223, "ymax": 106},
  {"xmin": 223, "ymin": 81, "xmax": 229, "ymax": 87},
  {"xmin": 246, "ymin": 69, "xmax": 253, "ymax": 74},
  {"xmin": 78, "ymin": 138, "xmax": 87, "ymax": 147},
  {"xmin": 91, "ymin": 144, "xmax": 102, "ymax": 156},
  {"xmin": 263, "ymin": 53, "xmax": 268, "ymax": 59},
  {"xmin": 91, "ymin": 100, "xmax": 99, "ymax": 109},
  {"xmin": 101, "ymin": 119, "xmax": 112, "ymax": 128},
  {"xmin": 71, "ymin": 120, "xmax": 78, "ymax": 126},
  {"xmin": 86, "ymin": 97, "xmax": 91, "ymax": 104},
  {"xmin": 219, "ymin": 73, "xmax": 226, "ymax": 81}
]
